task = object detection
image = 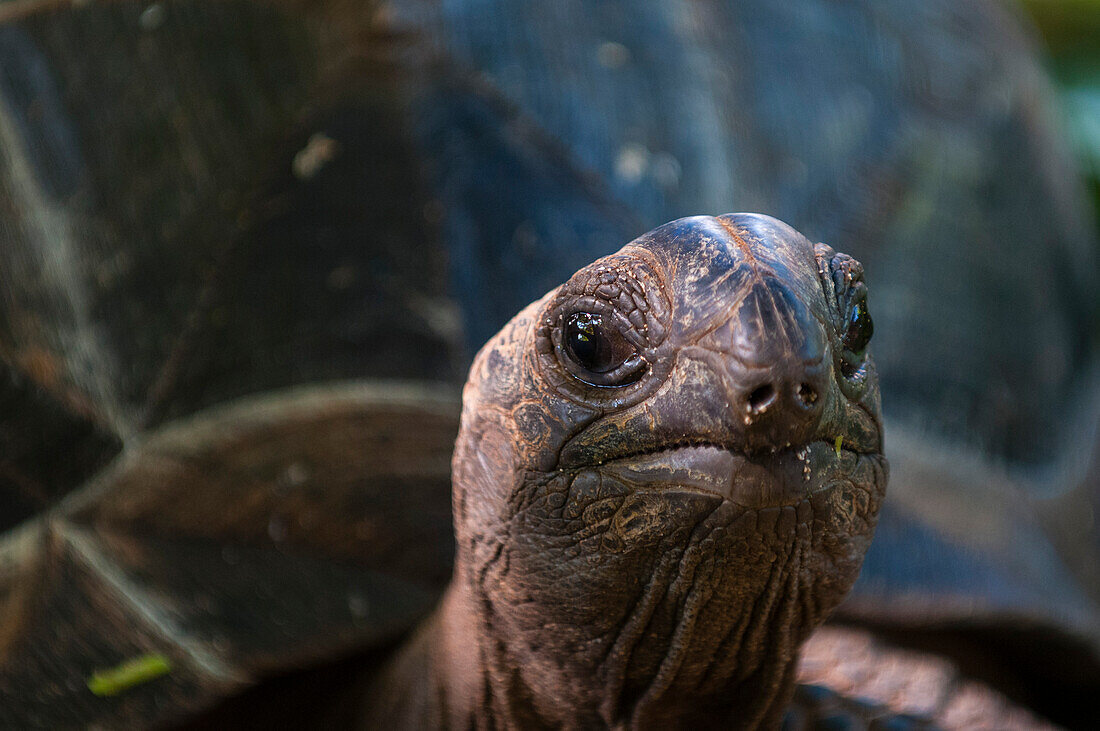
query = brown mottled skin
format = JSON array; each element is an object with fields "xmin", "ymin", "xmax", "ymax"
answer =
[{"xmin": 364, "ymin": 214, "xmax": 887, "ymax": 729}]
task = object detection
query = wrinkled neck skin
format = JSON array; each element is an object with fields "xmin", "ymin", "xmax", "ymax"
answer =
[
  {"xmin": 369, "ymin": 328, "xmax": 880, "ymax": 730},
  {"xmin": 427, "ymin": 502, "xmax": 823, "ymax": 731},
  {"xmin": 365, "ymin": 217, "xmax": 886, "ymax": 729}
]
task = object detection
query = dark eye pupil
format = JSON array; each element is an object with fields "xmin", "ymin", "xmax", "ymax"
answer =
[
  {"xmin": 566, "ymin": 312, "xmax": 618, "ymax": 373},
  {"xmin": 566, "ymin": 310, "xmax": 647, "ymax": 376},
  {"xmin": 843, "ymin": 298, "xmax": 873, "ymax": 353}
]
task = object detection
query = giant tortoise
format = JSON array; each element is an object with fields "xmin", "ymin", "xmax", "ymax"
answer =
[{"xmin": 0, "ymin": 0, "xmax": 1097, "ymax": 728}]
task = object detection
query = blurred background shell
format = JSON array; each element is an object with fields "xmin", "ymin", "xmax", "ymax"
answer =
[{"xmin": 0, "ymin": 0, "xmax": 1097, "ymax": 727}]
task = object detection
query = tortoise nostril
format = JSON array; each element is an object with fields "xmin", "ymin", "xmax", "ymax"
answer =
[
  {"xmin": 747, "ymin": 384, "xmax": 777, "ymax": 413},
  {"xmin": 797, "ymin": 383, "xmax": 818, "ymax": 407}
]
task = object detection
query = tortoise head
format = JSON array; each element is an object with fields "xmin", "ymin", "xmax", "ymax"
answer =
[{"xmin": 451, "ymin": 214, "xmax": 886, "ymax": 727}]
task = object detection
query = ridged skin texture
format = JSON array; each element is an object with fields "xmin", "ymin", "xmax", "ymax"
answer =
[{"xmin": 366, "ymin": 214, "xmax": 887, "ymax": 729}]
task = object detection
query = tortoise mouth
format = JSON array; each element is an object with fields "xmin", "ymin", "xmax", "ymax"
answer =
[{"xmin": 595, "ymin": 440, "xmax": 867, "ymax": 507}]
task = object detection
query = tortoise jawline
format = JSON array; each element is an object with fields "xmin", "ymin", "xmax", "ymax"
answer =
[{"xmin": 596, "ymin": 442, "xmax": 846, "ymax": 507}]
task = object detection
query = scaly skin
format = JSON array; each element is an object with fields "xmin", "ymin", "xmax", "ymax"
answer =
[{"xmin": 365, "ymin": 214, "xmax": 887, "ymax": 729}]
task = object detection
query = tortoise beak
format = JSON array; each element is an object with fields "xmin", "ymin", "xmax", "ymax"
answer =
[
  {"xmin": 693, "ymin": 276, "xmax": 831, "ymax": 453},
  {"xmin": 594, "ymin": 441, "xmax": 858, "ymax": 508}
]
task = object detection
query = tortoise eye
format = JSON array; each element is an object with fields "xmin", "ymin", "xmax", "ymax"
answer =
[
  {"xmin": 562, "ymin": 312, "xmax": 643, "ymax": 386},
  {"xmin": 565, "ymin": 313, "xmax": 631, "ymax": 373},
  {"xmin": 842, "ymin": 293, "xmax": 873, "ymax": 354}
]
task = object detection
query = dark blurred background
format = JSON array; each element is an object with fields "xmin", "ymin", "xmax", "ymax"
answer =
[{"xmin": 1022, "ymin": 0, "xmax": 1100, "ymax": 228}]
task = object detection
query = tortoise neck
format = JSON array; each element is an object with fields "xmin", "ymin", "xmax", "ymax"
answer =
[
  {"xmin": 369, "ymin": 567, "xmax": 800, "ymax": 730},
  {"xmin": 361, "ymin": 580, "xmax": 485, "ymax": 728}
]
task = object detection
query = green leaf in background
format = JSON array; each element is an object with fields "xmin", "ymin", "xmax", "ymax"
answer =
[
  {"xmin": 87, "ymin": 653, "xmax": 172, "ymax": 697},
  {"xmin": 1021, "ymin": 0, "xmax": 1100, "ymax": 218}
]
